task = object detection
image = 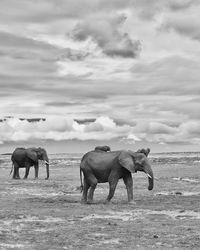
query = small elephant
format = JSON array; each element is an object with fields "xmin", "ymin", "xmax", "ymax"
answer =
[
  {"xmin": 136, "ymin": 148, "xmax": 150, "ymax": 157},
  {"xmin": 80, "ymin": 150, "xmax": 154, "ymax": 204},
  {"xmin": 94, "ymin": 145, "xmax": 111, "ymax": 152},
  {"xmin": 11, "ymin": 147, "xmax": 49, "ymax": 179}
]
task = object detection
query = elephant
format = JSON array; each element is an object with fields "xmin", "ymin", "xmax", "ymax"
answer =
[
  {"xmin": 11, "ymin": 147, "xmax": 49, "ymax": 179},
  {"xmin": 136, "ymin": 148, "xmax": 150, "ymax": 157},
  {"xmin": 94, "ymin": 145, "xmax": 111, "ymax": 152},
  {"xmin": 80, "ymin": 150, "xmax": 154, "ymax": 204}
]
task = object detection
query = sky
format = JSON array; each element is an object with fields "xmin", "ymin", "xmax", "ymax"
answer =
[{"xmin": 1, "ymin": 0, "xmax": 200, "ymax": 153}]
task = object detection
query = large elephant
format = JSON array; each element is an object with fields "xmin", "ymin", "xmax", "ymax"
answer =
[
  {"xmin": 80, "ymin": 150, "xmax": 154, "ymax": 204},
  {"xmin": 11, "ymin": 147, "xmax": 49, "ymax": 179},
  {"xmin": 94, "ymin": 145, "xmax": 111, "ymax": 152}
]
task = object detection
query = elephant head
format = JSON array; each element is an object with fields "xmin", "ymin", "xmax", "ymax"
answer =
[
  {"xmin": 26, "ymin": 147, "xmax": 49, "ymax": 179},
  {"xmin": 136, "ymin": 148, "xmax": 150, "ymax": 157},
  {"xmin": 119, "ymin": 150, "xmax": 154, "ymax": 190}
]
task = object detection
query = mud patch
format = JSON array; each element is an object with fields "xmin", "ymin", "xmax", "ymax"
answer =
[
  {"xmin": 82, "ymin": 209, "xmax": 200, "ymax": 222},
  {"xmin": 95, "ymin": 238, "xmax": 121, "ymax": 246},
  {"xmin": 87, "ymin": 233, "xmax": 121, "ymax": 247},
  {"xmin": 6, "ymin": 186, "xmax": 64, "ymax": 197},
  {"xmin": 4, "ymin": 186, "xmax": 80, "ymax": 200},
  {"xmin": 0, "ymin": 243, "xmax": 28, "ymax": 249},
  {"xmin": 155, "ymin": 191, "xmax": 200, "ymax": 196},
  {"xmin": 27, "ymin": 196, "xmax": 79, "ymax": 205},
  {"xmin": 173, "ymin": 177, "xmax": 200, "ymax": 183},
  {"xmin": 0, "ymin": 215, "xmax": 65, "ymax": 234}
]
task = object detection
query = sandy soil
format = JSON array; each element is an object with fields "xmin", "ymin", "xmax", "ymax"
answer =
[{"xmin": 0, "ymin": 158, "xmax": 200, "ymax": 249}]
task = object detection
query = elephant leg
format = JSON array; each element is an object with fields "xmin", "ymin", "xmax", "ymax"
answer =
[
  {"xmin": 81, "ymin": 178, "xmax": 90, "ymax": 204},
  {"xmin": 13, "ymin": 163, "xmax": 20, "ymax": 179},
  {"xmin": 12, "ymin": 165, "xmax": 16, "ymax": 179},
  {"xmin": 87, "ymin": 177, "xmax": 98, "ymax": 203},
  {"xmin": 16, "ymin": 168, "xmax": 20, "ymax": 179},
  {"xmin": 24, "ymin": 166, "xmax": 30, "ymax": 179},
  {"xmin": 34, "ymin": 164, "xmax": 39, "ymax": 179},
  {"xmin": 13, "ymin": 166, "xmax": 17, "ymax": 179},
  {"xmin": 123, "ymin": 173, "xmax": 133, "ymax": 202},
  {"xmin": 106, "ymin": 177, "xmax": 119, "ymax": 202}
]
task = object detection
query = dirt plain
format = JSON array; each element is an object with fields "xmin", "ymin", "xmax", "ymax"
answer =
[{"xmin": 0, "ymin": 155, "xmax": 200, "ymax": 250}]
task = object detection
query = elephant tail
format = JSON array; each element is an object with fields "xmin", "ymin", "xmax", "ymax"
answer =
[
  {"xmin": 80, "ymin": 168, "xmax": 83, "ymax": 193},
  {"xmin": 10, "ymin": 163, "xmax": 14, "ymax": 175}
]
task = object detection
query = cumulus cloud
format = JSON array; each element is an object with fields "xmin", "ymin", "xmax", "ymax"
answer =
[
  {"xmin": 71, "ymin": 14, "xmax": 141, "ymax": 58},
  {"xmin": 132, "ymin": 120, "xmax": 200, "ymax": 145},
  {"xmin": 120, "ymin": 133, "xmax": 141, "ymax": 144},
  {"xmin": 1, "ymin": 116, "xmax": 200, "ymax": 146},
  {"xmin": 0, "ymin": 116, "xmax": 132, "ymax": 143}
]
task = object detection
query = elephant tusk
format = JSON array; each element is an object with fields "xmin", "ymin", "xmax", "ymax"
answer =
[
  {"xmin": 44, "ymin": 160, "xmax": 49, "ymax": 164},
  {"xmin": 146, "ymin": 173, "xmax": 152, "ymax": 179}
]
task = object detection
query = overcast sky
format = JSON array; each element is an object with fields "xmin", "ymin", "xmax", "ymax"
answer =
[{"xmin": 1, "ymin": 0, "xmax": 200, "ymax": 153}]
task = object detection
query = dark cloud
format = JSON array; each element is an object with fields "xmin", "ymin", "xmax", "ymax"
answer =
[
  {"xmin": 168, "ymin": 0, "xmax": 200, "ymax": 11},
  {"xmin": 71, "ymin": 15, "xmax": 141, "ymax": 58},
  {"xmin": 58, "ymin": 49, "xmax": 90, "ymax": 61},
  {"xmin": 46, "ymin": 101, "xmax": 83, "ymax": 107},
  {"xmin": 104, "ymin": 34, "xmax": 141, "ymax": 58},
  {"xmin": 74, "ymin": 118, "xmax": 96, "ymax": 124},
  {"xmin": 161, "ymin": 16, "xmax": 200, "ymax": 42}
]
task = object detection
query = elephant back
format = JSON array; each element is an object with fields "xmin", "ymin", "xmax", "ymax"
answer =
[
  {"xmin": 81, "ymin": 151, "xmax": 120, "ymax": 169},
  {"xmin": 11, "ymin": 148, "xmax": 26, "ymax": 161}
]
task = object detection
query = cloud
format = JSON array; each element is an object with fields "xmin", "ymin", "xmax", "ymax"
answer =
[
  {"xmin": 132, "ymin": 0, "xmax": 199, "ymax": 20},
  {"xmin": 160, "ymin": 8, "xmax": 200, "ymax": 41},
  {"xmin": 1, "ymin": 116, "xmax": 200, "ymax": 146},
  {"xmin": 131, "ymin": 55, "xmax": 200, "ymax": 95},
  {"xmin": 134, "ymin": 122, "xmax": 178, "ymax": 135},
  {"xmin": 133, "ymin": 0, "xmax": 200, "ymax": 42},
  {"xmin": 0, "ymin": 0, "xmax": 132, "ymax": 24},
  {"xmin": 120, "ymin": 133, "xmax": 141, "ymax": 144},
  {"xmin": 0, "ymin": 0, "xmax": 200, "ymax": 152},
  {"xmin": 71, "ymin": 14, "xmax": 141, "ymax": 58},
  {"xmin": 0, "ymin": 116, "xmax": 132, "ymax": 143},
  {"xmin": 0, "ymin": 31, "xmax": 91, "ymax": 79}
]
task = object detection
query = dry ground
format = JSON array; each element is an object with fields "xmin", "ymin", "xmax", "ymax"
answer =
[{"xmin": 0, "ymin": 157, "xmax": 200, "ymax": 249}]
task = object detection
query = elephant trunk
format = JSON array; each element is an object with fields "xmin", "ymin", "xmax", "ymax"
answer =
[
  {"xmin": 43, "ymin": 155, "xmax": 49, "ymax": 179},
  {"xmin": 144, "ymin": 164, "xmax": 154, "ymax": 190}
]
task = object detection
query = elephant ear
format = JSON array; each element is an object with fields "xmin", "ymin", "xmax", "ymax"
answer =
[
  {"xmin": 26, "ymin": 148, "xmax": 38, "ymax": 162},
  {"xmin": 118, "ymin": 151, "xmax": 136, "ymax": 173}
]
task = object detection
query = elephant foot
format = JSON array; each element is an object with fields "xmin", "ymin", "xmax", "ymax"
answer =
[
  {"xmin": 45, "ymin": 177, "xmax": 49, "ymax": 180},
  {"xmin": 81, "ymin": 199, "xmax": 87, "ymax": 204},
  {"xmin": 87, "ymin": 199, "xmax": 94, "ymax": 204},
  {"xmin": 128, "ymin": 200, "xmax": 136, "ymax": 205},
  {"xmin": 104, "ymin": 199, "xmax": 111, "ymax": 205}
]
